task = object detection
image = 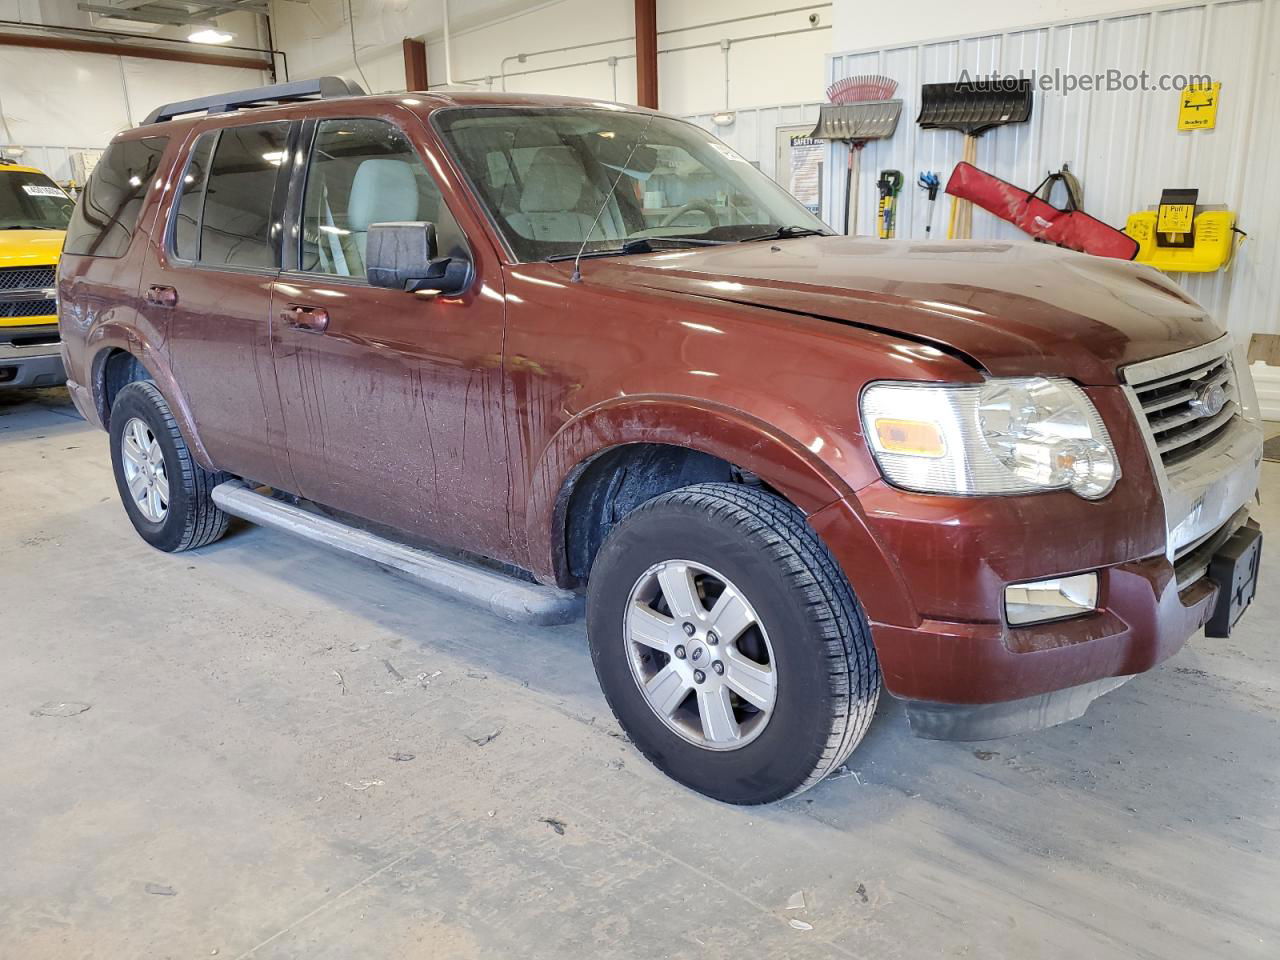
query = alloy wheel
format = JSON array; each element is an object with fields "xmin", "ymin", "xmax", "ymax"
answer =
[
  {"xmin": 120, "ymin": 417, "xmax": 169, "ymax": 523},
  {"xmin": 624, "ymin": 559, "xmax": 777, "ymax": 750}
]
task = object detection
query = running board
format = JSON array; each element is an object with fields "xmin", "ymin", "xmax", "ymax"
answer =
[{"xmin": 210, "ymin": 481, "xmax": 582, "ymax": 625}]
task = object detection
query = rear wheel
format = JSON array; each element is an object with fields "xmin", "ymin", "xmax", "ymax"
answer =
[
  {"xmin": 109, "ymin": 380, "xmax": 230, "ymax": 552},
  {"xmin": 587, "ymin": 482, "xmax": 880, "ymax": 804}
]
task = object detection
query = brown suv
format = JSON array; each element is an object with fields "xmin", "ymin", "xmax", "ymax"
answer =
[{"xmin": 58, "ymin": 78, "xmax": 1264, "ymax": 804}]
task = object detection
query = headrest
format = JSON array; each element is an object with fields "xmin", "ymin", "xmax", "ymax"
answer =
[
  {"xmin": 519, "ymin": 146, "xmax": 586, "ymax": 213},
  {"xmin": 348, "ymin": 158, "xmax": 419, "ymax": 232}
]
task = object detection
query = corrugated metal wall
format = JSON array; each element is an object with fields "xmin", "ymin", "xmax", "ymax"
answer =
[
  {"xmin": 684, "ymin": 102, "xmax": 825, "ymax": 183},
  {"xmin": 824, "ymin": 0, "xmax": 1279, "ymax": 340}
]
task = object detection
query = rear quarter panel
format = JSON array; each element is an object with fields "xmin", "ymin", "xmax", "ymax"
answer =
[{"xmin": 58, "ymin": 130, "xmax": 185, "ymax": 432}]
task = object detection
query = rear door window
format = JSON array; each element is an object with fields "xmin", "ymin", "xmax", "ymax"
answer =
[
  {"xmin": 196, "ymin": 121, "xmax": 289, "ymax": 269},
  {"xmin": 64, "ymin": 136, "xmax": 168, "ymax": 258},
  {"xmin": 171, "ymin": 131, "xmax": 216, "ymax": 261}
]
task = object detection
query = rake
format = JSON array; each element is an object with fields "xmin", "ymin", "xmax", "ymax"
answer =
[{"xmin": 806, "ymin": 74, "xmax": 902, "ymax": 235}]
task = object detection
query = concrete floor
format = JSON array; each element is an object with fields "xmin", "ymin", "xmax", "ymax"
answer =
[{"xmin": 3, "ymin": 386, "xmax": 1278, "ymax": 960}]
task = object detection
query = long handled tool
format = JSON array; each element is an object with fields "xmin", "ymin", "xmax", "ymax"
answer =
[
  {"xmin": 877, "ymin": 170, "xmax": 903, "ymax": 238},
  {"xmin": 917, "ymin": 79, "xmax": 1033, "ymax": 239},
  {"xmin": 806, "ymin": 75, "xmax": 901, "ymax": 235},
  {"xmin": 917, "ymin": 171, "xmax": 940, "ymax": 239}
]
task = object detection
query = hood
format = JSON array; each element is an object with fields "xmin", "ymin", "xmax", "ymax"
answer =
[
  {"xmin": 0, "ymin": 229, "xmax": 65, "ymax": 268},
  {"xmin": 600, "ymin": 236, "xmax": 1220, "ymax": 384}
]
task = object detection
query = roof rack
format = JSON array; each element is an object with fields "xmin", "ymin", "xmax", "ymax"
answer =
[{"xmin": 141, "ymin": 76, "xmax": 367, "ymax": 126}]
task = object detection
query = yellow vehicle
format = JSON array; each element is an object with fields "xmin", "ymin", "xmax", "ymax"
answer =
[{"xmin": 0, "ymin": 160, "xmax": 73, "ymax": 389}]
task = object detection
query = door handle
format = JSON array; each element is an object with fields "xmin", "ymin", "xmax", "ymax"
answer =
[
  {"xmin": 283, "ymin": 304, "xmax": 330, "ymax": 334},
  {"xmin": 144, "ymin": 284, "xmax": 178, "ymax": 307}
]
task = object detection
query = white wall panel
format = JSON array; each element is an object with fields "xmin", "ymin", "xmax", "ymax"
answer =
[
  {"xmin": 0, "ymin": 47, "xmax": 267, "ymax": 167},
  {"xmin": 826, "ymin": 0, "xmax": 1280, "ymax": 340},
  {"xmin": 270, "ymin": 0, "xmax": 829, "ymax": 116},
  {"xmin": 120, "ymin": 58, "xmax": 266, "ymax": 128},
  {"xmin": 0, "ymin": 48, "xmax": 131, "ymax": 148}
]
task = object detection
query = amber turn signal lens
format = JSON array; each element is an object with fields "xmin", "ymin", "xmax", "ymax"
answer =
[{"xmin": 872, "ymin": 417, "xmax": 946, "ymax": 458}]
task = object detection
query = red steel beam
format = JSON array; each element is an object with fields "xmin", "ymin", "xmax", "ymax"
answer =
[
  {"xmin": 402, "ymin": 37, "xmax": 428, "ymax": 91},
  {"xmin": 0, "ymin": 31, "xmax": 271, "ymax": 71},
  {"xmin": 634, "ymin": 0, "xmax": 657, "ymax": 108}
]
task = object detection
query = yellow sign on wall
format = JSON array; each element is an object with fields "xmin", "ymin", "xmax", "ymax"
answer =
[
  {"xmin": 1178, "ymin": 82, "xmax": 1220, "ymax": 131},
  {"xmin": 1157, "ymin": 203, "xmax": 1195, "ymax": 235}
]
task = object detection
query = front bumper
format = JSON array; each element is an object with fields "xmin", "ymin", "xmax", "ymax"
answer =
[
  {"xmin": 0, "ymin": 332, "xmax": 65, "ymax": 389},
  {"xmin": 869, "ymin": 548, "xmax": 1221, "ymax": 705},
  {"xmin": 809, "ymin": 387, "xmax": 1262, "ymax": 738}
]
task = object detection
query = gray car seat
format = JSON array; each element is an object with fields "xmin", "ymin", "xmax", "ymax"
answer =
[
  {"xmin": 506, "ymin": 146, "xmax": 600, "ymax": 243},
  {"xmin": 348, "ymin": 158, "xmax": 421, "ymax": 264}
]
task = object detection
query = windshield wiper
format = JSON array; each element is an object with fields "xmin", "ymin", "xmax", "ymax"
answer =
[
  {"xmin": 546, "ymin": 236, "xmax": 726, "ymax": 262},
  {"xmin": 739, "ymin": 225, "xmax": 830, "ymax": 242}
]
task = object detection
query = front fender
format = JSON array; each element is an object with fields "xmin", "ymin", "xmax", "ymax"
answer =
[
  {"xmin": 524, "ymin": 394, "xmax": 916, "ymax": 625},
  {"xmin": 87, "ymin": 323, "xmax": 216, "ymax": 472}
]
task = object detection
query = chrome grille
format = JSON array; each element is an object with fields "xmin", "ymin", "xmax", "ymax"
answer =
[
  {"xmin": 0, "ymin": 265, "xmax": 56, "ymax": 291},
  {"xmin": 1122, "ymin": 335, "xmax": 1262, "ymax": 564},
  {"xmin": 1130, "ymin": 350, "xmax": 1237, "ymax": 466}
]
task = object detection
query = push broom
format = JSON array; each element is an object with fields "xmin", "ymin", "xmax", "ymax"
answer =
[{"xmin": 806, "ymin": 74, "xmax": 901, "ymax": 235}]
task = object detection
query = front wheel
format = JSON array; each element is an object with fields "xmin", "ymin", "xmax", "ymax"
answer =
[
  {"xmin": 586, "ymin": 483, "xmax": 880, "ymax": 804},
  {"xmin": 108, "ymin": 380, "xmax": 230, "ymax": 553}
]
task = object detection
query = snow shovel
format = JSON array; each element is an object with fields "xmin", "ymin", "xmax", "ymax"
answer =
[
  {"xmin": 917, "ymin": 78, "xmax": 1033, "ymax": 239},
  {"xmin": 806, "ymin": 75, "xmax": 902, "ymax": 235}
]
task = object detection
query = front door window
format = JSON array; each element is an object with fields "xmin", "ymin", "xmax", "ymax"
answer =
[{"xmin": 298, "ymin": 118, "xmax": 467, "ymax": 278}]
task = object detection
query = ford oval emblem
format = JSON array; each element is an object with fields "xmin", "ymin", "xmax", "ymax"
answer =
[{"xmin": 1189, "ymin": 381, "xmax": 1228, "ymax": 419}]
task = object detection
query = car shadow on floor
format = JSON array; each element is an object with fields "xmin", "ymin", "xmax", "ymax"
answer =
[{"xmin": 190, "ymin": 509, "xmax": 1279, "ymax": 863}]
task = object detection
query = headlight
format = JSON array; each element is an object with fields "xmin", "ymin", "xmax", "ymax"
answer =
[{"xmin": 860, "ymin": 377, "xmax": 1119, "ymax": 498}]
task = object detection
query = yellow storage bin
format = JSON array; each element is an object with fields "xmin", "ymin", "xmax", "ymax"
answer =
[{"xmin": 1124, "ymin": 209, "xmax": 1236, "ymax": 272}]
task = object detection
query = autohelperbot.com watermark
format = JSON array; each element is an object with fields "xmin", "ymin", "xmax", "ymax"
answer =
[{"xmin": 958, "ymin": 68, "xmax": 1213, "ymax": 95}]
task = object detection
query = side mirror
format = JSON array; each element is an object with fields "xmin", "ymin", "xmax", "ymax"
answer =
[{"xmin": 366, "ymin": 221, "xmax": 471, "ymax": 296}]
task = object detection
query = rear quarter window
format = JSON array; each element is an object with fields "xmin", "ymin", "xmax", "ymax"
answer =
[{"xmin": 64, "ymin": 136, "xmax": 169, "ymax": 258}]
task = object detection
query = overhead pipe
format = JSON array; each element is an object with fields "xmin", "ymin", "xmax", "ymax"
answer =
[
  {"xmin": 442, "ymin": 0, "xmax": 454, "ymax": 86},
  {"xmin": 453, "ymin": 24, "xmax": 829, "ymax": 90},
  {"xmin": 499, "ymin": 35, "xmax": 633, "ymax": 91},
  {"xmin": 460, "ymin": 4, "xmax": 832, "ymax": 96}
]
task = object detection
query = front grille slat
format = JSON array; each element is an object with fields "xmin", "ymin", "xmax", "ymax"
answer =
[
  {"xmin": 1155, "ymin": 401, "xmax": 1237, "ymax": 454},
  {"xmin": 1128, "ymin": 349, "xmax": 1237, "ymax": 468},
  {"xmin": 1139, "ymin": 365, "xmax": 1231, "ymax": 414},
  {"xmin": 1149, "ymin": 387, "xmax": 1234, "ymax": 434},
  {"xmin": 1135, "ymin": 357, "xmax": 1225, "ymax": 393}
]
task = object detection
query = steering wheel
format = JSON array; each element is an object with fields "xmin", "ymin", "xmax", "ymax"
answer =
[{"xmin": 659, "ymin": 200, "xmax": 720, "ymax": 228}]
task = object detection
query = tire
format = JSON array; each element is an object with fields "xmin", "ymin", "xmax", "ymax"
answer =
[
  {"xmin": 586, "ymin": 482, "xmax": 880, "ymax": 804},
  {"xmin": 108, "ymin": 380, "xmax": 230, "ymax": 553}
]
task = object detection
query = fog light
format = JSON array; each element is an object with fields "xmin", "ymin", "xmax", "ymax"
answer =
[{"xmin": 1005, "ymin": 573, "xmax": 1098, "ymax": 625}]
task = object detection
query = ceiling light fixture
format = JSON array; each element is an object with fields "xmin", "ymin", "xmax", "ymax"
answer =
[{"xmin": 188, "ymin": 28, "xmax": 234, "ymax": 44}]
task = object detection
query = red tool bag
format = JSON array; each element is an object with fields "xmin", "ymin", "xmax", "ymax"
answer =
[{"xmin": 945, "ymin": 162, "xmax": 1138, "ymax": 260}]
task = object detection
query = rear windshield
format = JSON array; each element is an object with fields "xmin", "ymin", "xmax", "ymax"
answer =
[
  {"xmin": 64, "ymin": 137, "xmax": 169, "ymax": 258},
  {"xmin": 0, "ymin": 170, "xmax": 73, "ymax": 231}
]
